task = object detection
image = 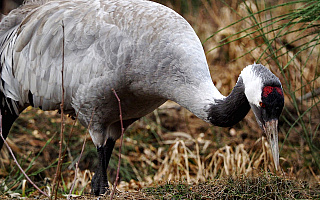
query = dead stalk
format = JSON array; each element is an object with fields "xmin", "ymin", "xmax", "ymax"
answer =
[
  {"xmin": 68, "ymin": 109, "xmax": 95, "ymax": 199},
  {"xmin": 52, "ymin": 21, "xmax": 65, "ymax": 199},
  {"xmin": 0, "ymin": 113, "xmax": 49, "ymax": 197},
  {"xmin": 110, "ymin": 89, "xmax": 125, "ymax": 200},
  {"xmin": 61, "ymin": 110, "xmax": 80, "ymax": 168}
]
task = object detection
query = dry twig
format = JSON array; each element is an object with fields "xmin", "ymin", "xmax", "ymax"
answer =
[
  {"xmin": 0, "ymin": 112, "xmax": 49, "ymax": 197},
  {"xmin": 52, "ymin": 21, "xmax": 66, "ymax": 199},
  {"xmin": 110, "ymin": 89, "xmax": 125, "ymax": 200},
  {"xmin": 68, "ymin": 109, "xmax": 95, "ymax": 199}
]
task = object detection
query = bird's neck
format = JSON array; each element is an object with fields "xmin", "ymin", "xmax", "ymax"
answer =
[
  {"xmin": 166, "ymin": 78, "xmax": 224, "ymax": 122},
  {"xmin": 207, "ymin": 77, "xmax": 251, "ymax": 127},
  {"xmin": 147, "ymin": 34, "xmax": 251, "ymax": 125},
  {"xmin": 169, "ymin": 75, "xmax": 250, "ymax": 127}
]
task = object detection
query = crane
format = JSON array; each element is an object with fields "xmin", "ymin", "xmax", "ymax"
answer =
[{"xmin": 0, "ymin": 0, "xmax": 284, "ymax": 195}]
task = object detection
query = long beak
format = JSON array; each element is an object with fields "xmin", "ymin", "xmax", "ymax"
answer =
[{"xmin": 263, "ymin": 119, "xmax": 279, "ymax": 171}]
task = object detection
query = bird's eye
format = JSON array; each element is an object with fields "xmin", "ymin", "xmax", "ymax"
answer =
[{"xmin": 259, "ymin": 102, "xmax": 265, "ymax": 108}]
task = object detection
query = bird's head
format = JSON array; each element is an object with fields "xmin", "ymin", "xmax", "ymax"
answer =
[{"xmin": 241, "ymin": 64, "xmax": 284, "ymax": 170}]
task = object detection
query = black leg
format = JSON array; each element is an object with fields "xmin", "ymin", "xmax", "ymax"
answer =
[
  {"xmin": 0, "ymin": 110, "xmax": 18, "ymax": 150},
  {"xmin": 91, "ymin": 138, "xmax": 115, "ymax": 195}
]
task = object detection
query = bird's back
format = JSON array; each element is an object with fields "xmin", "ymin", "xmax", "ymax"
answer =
[{"xmin": 0, "ymin": 0, "xmax": 213, "ymax": 121}]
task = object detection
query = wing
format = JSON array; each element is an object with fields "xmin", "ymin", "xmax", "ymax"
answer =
[
  {"xmin": 1, "ymin": 0, "xmax": 131, "ymax": 112},
  {"xmin": 1, "ymin": 0, "xmax": 207, "ymax": 115}
]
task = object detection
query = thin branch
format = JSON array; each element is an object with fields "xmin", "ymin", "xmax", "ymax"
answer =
[
  {"xmin": 110, "ymin": 89, "xmax": 125, "ymax": 200},
  {"xmin": 68, "ymin": 108, "xmax": 95, "ymax": 199},
  {"xmin": 0, "ymin": 113, "xmax": 49, "ymax": 197},
  {"xmin": 297, "ymin": 87, "xmax": 320, "ymax": 101},
  {"xmin": 52, "ymin": 21, "xmax": 66, "ymax": 199}
]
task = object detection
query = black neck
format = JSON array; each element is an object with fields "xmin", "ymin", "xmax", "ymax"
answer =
[{"xmin": 207, "ymin": 77, "xmax": 251, "ymax": 127}]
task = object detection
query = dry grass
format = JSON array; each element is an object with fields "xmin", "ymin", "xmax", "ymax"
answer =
[{"xmin": 153, "ymin": 135, "xmax": 277, "ymax": 183}]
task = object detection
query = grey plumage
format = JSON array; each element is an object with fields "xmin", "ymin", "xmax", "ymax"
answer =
[
  {"xmin": 0, "ymin": 0, "xmax": 284, "ymax": 195},
  {"xmin": 1, "ymin": 0, "xmax": 223, "ymax": 145}
]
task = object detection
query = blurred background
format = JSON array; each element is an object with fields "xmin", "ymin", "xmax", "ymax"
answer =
[
  {"xmin": 1, "ymin": 0, "xmax": 23, "ymax": 15},
  {"xmin": 0, "ymin": 0, "xmax": 319, "ymax": 198}
]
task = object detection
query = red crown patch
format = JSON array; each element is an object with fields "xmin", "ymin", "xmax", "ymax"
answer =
[{"xmin": 262, "ymin": 86, "xmax": 283, "ymax": 97}]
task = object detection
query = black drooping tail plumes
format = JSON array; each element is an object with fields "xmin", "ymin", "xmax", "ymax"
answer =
[{"xmin": 0, "ymin": 94, "xmax": 19, "ymax": 149}]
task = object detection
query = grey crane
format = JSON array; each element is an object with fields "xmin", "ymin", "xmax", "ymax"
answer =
[{"xmin": 0, "ymin": 0, "xmax": 284, "ymax": 195}]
